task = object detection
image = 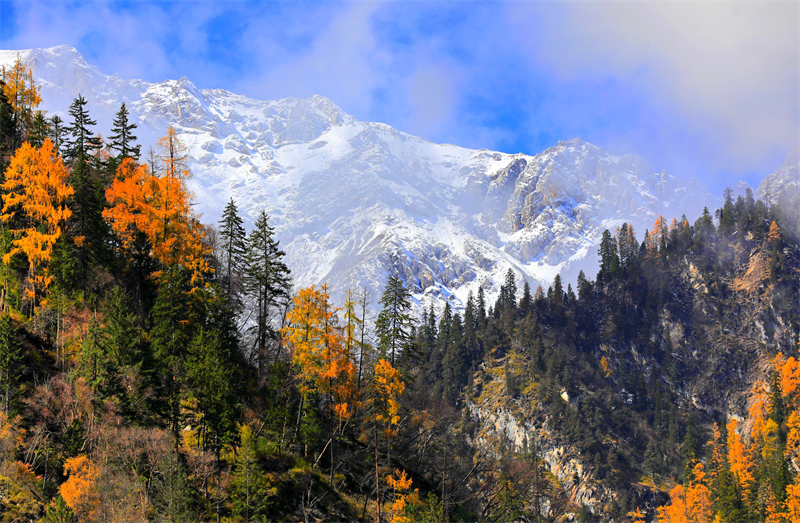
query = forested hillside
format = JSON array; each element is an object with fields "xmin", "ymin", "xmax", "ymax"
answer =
[{"xmin": 1, "ymin": 59, "xmax": 799, "ymax": 523}]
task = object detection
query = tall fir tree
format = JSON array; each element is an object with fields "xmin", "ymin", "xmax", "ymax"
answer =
[
  {"xmin": 65, "ymin": 95, "xmax": 107, "ymax": 276},
  {"xmin": 28, "ymin": 111, "xmax": 48, "ymax": 148},
  {"xmin": 48, "ymin": 115, "xmax": 65, "ymax": 156},
  {"xmin": 218, "ymin": 198, "xmax": 247, "ymax": 311},
  {"xmin": 0, "ymin": 80, "xmax": 15, "ymax": 158},
  {"xmin": 65, "ymin": 94, "xmax": 102, "ymax": 162},
  {"xmin": 108, "ymin": 103, "xmax": 140, "ymax": 161},
  {"xmin": 375, "ymin": 275, "xmax": 412, "ymax": 367},
  {"xmin": 244, "ymin": 210, "xmax": 291, "ymax": 377},
  {"xmin": 151, "ymin": 268, "xmax": 195, "ymax": 451}
]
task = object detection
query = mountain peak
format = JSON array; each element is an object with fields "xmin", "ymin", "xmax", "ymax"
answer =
[
  {"xmin": 0, "ymin": 45, "xmax": 714, "ymax": 316},
  {"xmin": 758, "ymin": 148, "xmax": 799, "ymax": 204}
]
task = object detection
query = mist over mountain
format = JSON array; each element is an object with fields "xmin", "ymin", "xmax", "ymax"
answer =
[{"xmin": 1, "ymin": 45, "xmax": 719, "ymax": 314}]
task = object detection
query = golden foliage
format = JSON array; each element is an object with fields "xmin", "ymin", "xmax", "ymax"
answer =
[
  {"xmin": 0, "ymin": 460, "xmax": 43, "ymax": 521},
  {"xmin": 0, "ymin": 410, "xmax": 24, "ymax": 462},
  {"xmin": 784, "ymin": 483, "xmax": 800, "ymax": 521},
  {"xmin": 385, "ymin": 469, "xmax": 421, "ymax": 523},
  {"xmin": 282, "ymin": 285, "xmax": 357, "ymax": 418},
  {"xmin": 777, "ymin": 352, "xmax": 800, "ymax": 404},
  {"xmin": 60, "ymin": 454, "xmax": 101, "ymax": 521},
  {"xmin": 748, "ymin": 380, "xmax": 769, "ymax": 447},
  {"xmin": 373, "ymin": 358, "xmax": 405, "ymax": 433},
  {"xmin": 1, "ymin": 58, "xmax": 41, "ymax": 130},
  {"xmin": 599, "ymin": 355, "xmax": 611, "ymax": 378},
  {"xmin": 726, "ymin": 418, "xmax": 755, "ymax": 492},
  {"xmin": 786, "ymin": 411, "xmax": 800, "ymax": 464},
  {"xmin": 657, "ymin": 463, "xmax": 713, "ymax": 523},
  {"xmin": 104, "ymin": 136, "xmax": 210, "ymax": 283},
  {"xmin": 768, "ymin": 220, "xmax": 781, "ymax": 243},
  {"xmin": 658, "ymin": 484, "xmax": 689, "ymax": 523},
  {"xmin": 1, "ymin": 138, "xmax": 73, "ymax": 300}
]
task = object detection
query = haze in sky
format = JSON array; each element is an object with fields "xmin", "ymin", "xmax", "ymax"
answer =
[{"xmin": 0, "ymin": 0, "xmax": 797, "ymax": 194}]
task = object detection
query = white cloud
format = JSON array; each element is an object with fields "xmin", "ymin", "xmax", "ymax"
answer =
[
  {"xmin": 510, "ymin": 1, "xmax": 799, "ymax": 172},
  {"xmin": 239, "ymin": 3, "xmax": 390, "ymax": 115}
]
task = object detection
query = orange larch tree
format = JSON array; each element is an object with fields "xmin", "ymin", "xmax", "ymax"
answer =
[
  {"xmin": 385, "ymin": 468, "xmax": 421, "ymax": 523},
  {"xmin": 727, "ymin": 418, "xmax": 755, "ymax": 496},
  {"xmin": 777, "ymin": 353, "xmax": 800, "ymax": 409},
  {"xmin": 649, "ymin": 215, "xmax": 669, "ymax": 256},
  {"xmin": 657, "ymin": 484, "xmax": 689, "ymax": 523},
  {"xmin": 370, "ymin": 357, "xmax": 406, "ymax": 523},
  {"xmin": 282, "ymin": 284, "xmax": 355, "ymax": 408},
  {"xmin": 657, "ymin": 463, "xmax": 713, "ymax": 523},
  {"xmin": 0, "ymin": 57, "xmax": 41, "ymax": 141},
  {"xmin": 281, "ymin": 284, "xmax": 357, "ymax": 487},
  {"xmin": 60, "ymin": 454, "xmax": 101, "ymax": 522},
  {"xmin": 103, "ymin": 129, "xmax": 210, "ymax": 283},
  {"xmin": 786, "ymin": 411, "xmax": 800, "ymax": 472},
  {"xmin": 1, "ymin": 138, "xmax": 73, "ymax": 306}
]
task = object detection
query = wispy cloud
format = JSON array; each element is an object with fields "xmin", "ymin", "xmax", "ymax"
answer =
[
  {"xmin": 1, "ymin": 1, "xmax": 796, "ymax": 191},
  {"xmin": 509, "ymin": 1, "xmax": 799, "ymax": 183}
]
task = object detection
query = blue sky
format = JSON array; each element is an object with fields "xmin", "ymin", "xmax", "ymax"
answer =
[{"xmin": 0, "ymin": 0, "xmax": 797, "ymax": 194}]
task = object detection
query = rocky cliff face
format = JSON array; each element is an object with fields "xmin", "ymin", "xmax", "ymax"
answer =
[
  {"xmin": 459, "ymin": 228, "xmax": 800, "ymax": 521},
  {"xmin": 759, "ymin": 149, "xmax": 799, "ymax": 205},
  {"xmin": 469, "ymin": 397, "xmax": 616, "ymax": 518}
]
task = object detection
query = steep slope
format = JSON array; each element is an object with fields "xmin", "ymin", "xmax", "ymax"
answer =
[
  {"xmin": 759, "ymin": 149, "xmax": 799, "ymax": 205},
  {"xmin": 0, "ymin": 45, "xmax": 713, "ymax": 314}
]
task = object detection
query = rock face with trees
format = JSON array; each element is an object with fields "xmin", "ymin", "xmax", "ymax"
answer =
[{"xmin": 1, "ymin": 57, "xmax": 800, "ymax": 523}]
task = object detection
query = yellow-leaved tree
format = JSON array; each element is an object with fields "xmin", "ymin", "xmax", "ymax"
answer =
[
  {"xmin": 657, "ymin": 463, "xmax": 713, "ymax": 523},
  {"xmin": 60, "ymin": 454, "xmax": 101, "ymax": 522},
  {"xmin": 727, "ymin": 418, "xmax": 755, "ymax": 497},
  {"xmin": 370, "ymin": 358, "xmax": 406, "ymax": 522},
  {"xmin": 281, "ymin": 284, "xmax": 357, "ymax": 488},
  {"xmin": 1, "ymin": 57, "xmax": 41, "ymax": 140},
  {"xmin": 385, "ymin": 468, "xmax": 421, "ymax": 523},
  {"xmin": 103, "ymin": 127, "xmax": 210, "ymax": 283},
  {"xmin": 282, "ymin": 284, "xmax": 356, "ymax": 413},
  {"xmin": 1, "ymin": 138, "xmax": 72, "ymax": 307}
]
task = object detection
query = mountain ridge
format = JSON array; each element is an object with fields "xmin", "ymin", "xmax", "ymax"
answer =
[{"xmin": 1, "ymin": 45, "xmax": 716, "ymax": 315}]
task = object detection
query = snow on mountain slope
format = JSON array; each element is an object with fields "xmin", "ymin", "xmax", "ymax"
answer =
[
  {"xmin": 0, "ymin": 46, "xmax": 713, "ymax": 315},
  {"xmin": 758, "ymin": 149, "xmax": 799, "ymax": 205}
]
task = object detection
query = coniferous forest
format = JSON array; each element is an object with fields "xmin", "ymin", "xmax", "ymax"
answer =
[{"xmin": 1, "ymin": 60, "xmax": 800, "ymax": 522}]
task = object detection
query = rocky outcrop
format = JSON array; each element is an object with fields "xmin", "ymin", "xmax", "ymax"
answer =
[{"xmin": 468, "ymin": 398, "xmax": 614, "ymax": 518}]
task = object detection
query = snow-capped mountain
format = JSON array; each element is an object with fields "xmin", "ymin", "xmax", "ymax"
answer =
[
  {"xmin": 0, "ymin": 46, "xmax": 714, "ymax": 315},
  {"xmin": 759, "ymin": 149, "xmax": 799, "ymax": 205}
]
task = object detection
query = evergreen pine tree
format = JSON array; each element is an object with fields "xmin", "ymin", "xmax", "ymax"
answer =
[
  {"xmin": 477, "ymin": 286, "xmax": 487, "ymax": 326},
  {"xmin": 519, "ymin": 281, "xmax": 532, "ymax": 314},
  {"xmin": 49, "ymin": 115, "xmax": 65, "ymax": 156},
  {"xmin": 598, "ymin": 230, "xmax": 620, "ymax": 285},
  {"xmin": 102, "ymin": 287, "xmax": 150, "ymax": 422},
  {"xmin": 244, "ymin": 210, "xmax": 291, "ymax": 377},
  {"xmin": 151, "ymin": 268, "xmax": 195, "ymax": 450},
  {"xmin": 65, "ymin": 94, "xmax": 102, "ymax": 162},
  {"xmin": 218, "ymin": 198, "xmax": 247, "ymax": 310},
  {"xmin": 108, "ymin": 103, "xmax": 140, "ymax": 160},
  {"xmin": 375, "ymin": 275, "xmax": 413, "ymax": 367},
  {"xmin": 0, "ymin": 80, "xmax": 15, "ymax": 157},
  {"xmin": 65, "ymin": 95, "xmax": 107, "ymax": 274},
  {"xmin": 28, "ymin": 110, "xmax": 48, "ymax": 148},
  {"xmin": 500, "ymin": 268, "xmax": 518, "ymax": 312}
]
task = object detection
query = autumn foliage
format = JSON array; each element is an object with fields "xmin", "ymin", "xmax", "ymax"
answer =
[
  {"xmin": 1, "ymin": 138, "xmax": 72, "ymax": 300},
  {"xmin": 60, "ymin": 454, "xmax": 101, "ymax": 521},
  {"xmin": 1, "ymin": 58, "xmax": 41, "ymax": 135},
  {"xmin": 103, "ymin": 129, "xmax": 210, "ymax": 282},
  {"xmin": 283, "ymin": 284, "xmax": 357, "ymax": 417}
]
